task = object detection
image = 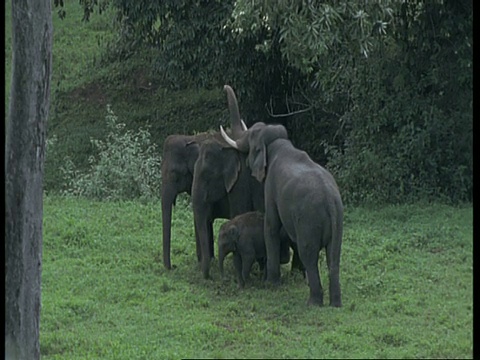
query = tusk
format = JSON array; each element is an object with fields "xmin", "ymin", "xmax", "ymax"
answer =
[
  {"xmin": 240, "ymin": 119, "xmax": 248, "ymax": 131},
  {"xmin": 220, "ymin": 125, "xmax": 239, "ymax": 149}
]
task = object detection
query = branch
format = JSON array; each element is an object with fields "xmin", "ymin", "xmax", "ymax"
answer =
[{"xmin": 265, "ymin": 97, "xmax": 312, "ymax": 118}]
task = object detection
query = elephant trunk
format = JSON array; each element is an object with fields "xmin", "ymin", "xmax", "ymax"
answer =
[
  {"xmin": 162, "ymin": 182, "xmax": 177, "ymax": 270},
  {"xmin": 224, "ymin": 85, "xmax": 244, "ymax": 139}
]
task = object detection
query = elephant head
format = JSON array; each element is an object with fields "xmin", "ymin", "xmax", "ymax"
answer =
[{"xmin": 220, "ymin": 121, "xmax": 288, "ymax": 182}]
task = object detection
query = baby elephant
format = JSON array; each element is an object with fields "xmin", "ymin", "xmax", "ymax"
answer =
[{"xmin": 218, "ymin": 211, "xmax": 297, "ymax": 288}]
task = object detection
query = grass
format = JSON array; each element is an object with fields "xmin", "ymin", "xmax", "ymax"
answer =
[{"xmin": 41, "ymin": 197, "xmax": 473, "ymax": 359}]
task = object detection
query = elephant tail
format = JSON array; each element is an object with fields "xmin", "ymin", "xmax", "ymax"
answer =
[
  {"xmin": 326, "ymin": 198, "xmax": 343, "ymax": 307},
  {"xmin": 327, "ymin": 200, "xmax": 343, "ymax": 268}
]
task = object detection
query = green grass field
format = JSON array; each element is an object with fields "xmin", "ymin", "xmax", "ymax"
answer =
[{"xmin": 41, "ymin": 197, "xmax": 473, "ymax": 359}]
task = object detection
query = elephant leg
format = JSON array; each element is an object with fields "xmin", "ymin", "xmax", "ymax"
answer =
[
  {"xmin": 208, "ymin": 220, "xmax": 215, "ymax": 260},
  {"xmin": 279, "ymin": 226, "xmax": 292, "ymax": 264},
  {"xmin": 258, "ymin": 258, "xmax": 267, "ymax": 281},
  {"xmin": 265, "ymin": 207, "xmax": 282, "ymax": 285},
  {"xmin": 241, "ymin": 253, "xmax": 255, "ymax": 283},
  {"xmin": 233, "ymin": 253, "xmax": 245, "ymax": 288},
  {"xmin": 297, "ymin": 239, "xmax": 323, "ymax": 306},
  {"xmin": 161, "ymin": 183, "xmax": 177, "ymax": 270},
  {"xmin": 194, "ymin": 213, "xmax": 212, "ymax": 279},
  {"xmin": 194, "ymin": 217, "xmax": 201, "ymax": 262},
  {"xmin": 326, "ymin": 241, "xmax": 342, "ymax": 307},
  {"xmin": 290, "ymin": 242, "xmax": 306, "ymax": 278}
]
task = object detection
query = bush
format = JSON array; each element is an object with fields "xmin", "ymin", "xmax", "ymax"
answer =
[{"xmin": 59, "ymin": 105, "xmax": 162, "ymax": 201}]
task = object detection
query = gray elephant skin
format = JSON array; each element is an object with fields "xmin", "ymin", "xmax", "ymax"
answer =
[
  {"xmin": 218, "ymin": 211, "xmax": 267, "ymax": 288},
  {"xmin": 220, "ymin": 92, "xmax": 343, "ymax": 307},
  {"xmin": 161, "ymin": 85, "xmax": 250, "ymax": 270},
  {"xmin": 191, "ymin": 133, "xmax": 266, "ymax": 279},
  {"xmin": 161, "ymin": 132, "xmax": 210, "ymax": 269},
  {"xmin": 218, "ymin": 211, "xmax": 305, "ymax": 288},
  {"xmin": 191, "ymin": 86, "xmax": 310, "ymax": 280},
  {"xmin": 162, "ymin": 86, "xmax": 266, "ymax": 273}
]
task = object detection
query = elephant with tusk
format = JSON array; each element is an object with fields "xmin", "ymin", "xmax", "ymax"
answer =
[
  {"xmin": 219, "ymin": 87, "xmax": 344, "ymax": 307},
  {"xmin": 161, "ymin": 85, "xmax": 247, "ymax": 270}
]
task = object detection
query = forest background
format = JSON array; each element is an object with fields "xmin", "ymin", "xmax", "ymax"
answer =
[{"xmin": 5, "ymin": 0, "xmax": 472, "ymax": 205}]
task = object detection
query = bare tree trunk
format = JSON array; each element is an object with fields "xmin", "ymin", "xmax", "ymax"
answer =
[{"xmin": 5, "ymin": 0, "xmax": 52, "ymax": 358}]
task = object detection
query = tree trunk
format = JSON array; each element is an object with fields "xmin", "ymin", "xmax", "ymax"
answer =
[{"xmin": 5, "ymin": 0, "xmax": 53, "ymax": 358}]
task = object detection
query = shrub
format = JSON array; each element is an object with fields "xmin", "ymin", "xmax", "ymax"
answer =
[{"xmin": 59, "ymin": 105, "xmax": 162, "ymax": 201}]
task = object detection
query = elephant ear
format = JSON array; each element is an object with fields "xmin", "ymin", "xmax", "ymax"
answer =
[
  {"xmin": 247, "ymin": 124, "xmax": 287, "ymax": 183},
  {"xmin": 249, "ymin": 143, "xmax": 267, "ymax": 183},
  {"xmin": 222, "ymin": 150, "xmax": 242, "ymax": 193}
]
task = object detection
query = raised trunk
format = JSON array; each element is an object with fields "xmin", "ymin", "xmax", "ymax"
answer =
[
  {"xmin": 224, "ymin": 85, "xmax": 244, "ymax": 139},
  {"xmin": 5, "ymin": 0, "xmax": 53, "ymax": 358}
]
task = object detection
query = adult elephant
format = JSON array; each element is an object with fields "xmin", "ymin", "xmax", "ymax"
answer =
[
  {"xmin": 220, "ymin": 120, "xmax": 344, "ymax": 307},
  {"xmin": 191, "ymin": 86, "xmax": 266, "ymax": 279},
  {"xmin": 161, "ymin": 86, "xmax": 245, "ymax": 270},
  {"xmin": 161, "ymin": 132, "xmax": 209, "ymax": 270}
]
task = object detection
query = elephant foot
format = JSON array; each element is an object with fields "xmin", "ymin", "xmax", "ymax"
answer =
[
  {"xmin": 307, "ymin": 295, "xmax": 324, "ymax": 307},
  {"xmin": 266, "ymin": 269, "xmax": 281, "ymax": 284},
  {"xmin": 265, "ymin": 278, "xmax": 281, "ymax": 288},
  {"xmin": 329, "ymin": 295, "xmax": 342, "ymax": 307},
  {"xmin": 330, "ymin": 300, "xmax": 342, "ymax": 307}
]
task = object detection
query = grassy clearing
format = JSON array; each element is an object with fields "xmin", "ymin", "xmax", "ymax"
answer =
[{"xmin": 41, "ymin": 197, "xmax": 473, "ymax": 359}]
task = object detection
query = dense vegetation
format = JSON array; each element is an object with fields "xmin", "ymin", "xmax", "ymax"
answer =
[
  {"xmin": 6, "ymin": 1, "xmax": 472, "ymax": 205},
  {"xmin": 68, "ymin": 0, "xmax": 472, "ymax": 204}
]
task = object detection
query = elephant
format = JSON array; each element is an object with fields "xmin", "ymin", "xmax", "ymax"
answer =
[
  {"xmin": 220, "ymin": 99, "xmax": 343, "ymax": 307},
  {"xmin": 190, "ymin": 132, "xmax": 266, "ymax": 279},
  {"xmin": 161, "ymin": 132, "xmax": 210, "ymax": 269},
  {"xmin": 218, "ymin": 211, "xmax": 267, "ymax": 288},
  {"xmin": 162, "ymin": 85, "xmax": 299, "ymax": 279},
  {"xmin": 161, "ymin": 86, "xmax": 246, "ymax": 270},
  {"xmin": 218, "ymin": 211, "xmax": 305, "ymax": 288},
  {"xmin": 191, "ymin": 85, "xmax": 309, "ymax": 280}
]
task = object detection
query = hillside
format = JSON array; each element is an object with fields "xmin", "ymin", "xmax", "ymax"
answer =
[{"xmin": 5, "ymin": 1, "xmax": 228, "ymax": 192}]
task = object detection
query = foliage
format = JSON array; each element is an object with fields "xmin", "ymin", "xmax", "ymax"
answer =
[
  {"xmin": 226, "ymin": 0, "xmax": 472, "ymax": 204},
  {"xmin": 64, "ymin": 0, "xmax": 472, "ymax": 204},
  {"xmin": 38, "ymin": 0, "xmax": 472, "ymax": 204},
  {"xmin": 41, "ymin": 197, "xmax": 473, "ymax": 358},
  {"xmin": 58, "ymin": 105, "xmax": 162, "ymax": 201}
]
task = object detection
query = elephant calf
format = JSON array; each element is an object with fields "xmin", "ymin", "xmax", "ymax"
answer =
[{"xmin": 218, "ymin": 211, "xmax": 299, "ymax": 288}]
